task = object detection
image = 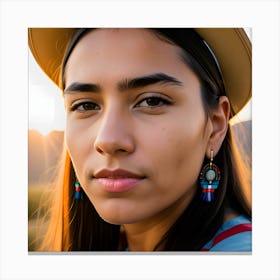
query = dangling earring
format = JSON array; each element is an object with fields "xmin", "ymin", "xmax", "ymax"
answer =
[
  {"xmin": 75, "ymin": 180, "xmax": 83, "ymax": 200},
  {"xmin": 199, "ymin": 150, "xmax": 220, "ymax": 202}
]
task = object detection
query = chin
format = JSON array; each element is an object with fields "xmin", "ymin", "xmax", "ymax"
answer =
[
  {"xmin": 98, "ymin": 212, "xmax": 139, "ymax": 225},
  {"xmin": 96, "ymin": 207, "xmax": 144, "ymax": 225},
  {"xmin": 92, "ymin": 198, "xmax": 148, "ymax": 225}
]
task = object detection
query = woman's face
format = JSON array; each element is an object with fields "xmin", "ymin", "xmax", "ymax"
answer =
[{"xmin": 64, "ymin": 29, "xmax": 213, "ymax": 225}]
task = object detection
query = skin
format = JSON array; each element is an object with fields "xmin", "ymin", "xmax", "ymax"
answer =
[{"xmin": 63, "ymin": 28, "xmax": 230, "ymax": 251}]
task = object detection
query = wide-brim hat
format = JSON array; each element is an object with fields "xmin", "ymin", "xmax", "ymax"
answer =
[{"xmin": 28, "ymin": 28, "xmax": 251, "ymax": 116}]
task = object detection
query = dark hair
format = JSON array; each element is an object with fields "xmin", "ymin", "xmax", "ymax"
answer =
[{"xmin": 50, "ymin": 28, "xmax": 251, "ymax": 251}]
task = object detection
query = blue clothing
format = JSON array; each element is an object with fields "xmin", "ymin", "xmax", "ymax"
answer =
[{"xmin": 201, "ymin": 214, "xmax": 252, "ymax": 252}]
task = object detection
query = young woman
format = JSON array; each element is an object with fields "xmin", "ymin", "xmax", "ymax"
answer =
[{"xmin": 29, "ymin": 28, "xmax": 252, "ymax": 252}]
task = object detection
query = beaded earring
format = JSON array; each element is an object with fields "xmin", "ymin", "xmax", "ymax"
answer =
[
  {"xmin": 74, "ymin": 180, "xmax": 83, "ymax": 200},
  {"xmin": 199, "ymin": 150, "xmax": 220, "ymax": 202}
]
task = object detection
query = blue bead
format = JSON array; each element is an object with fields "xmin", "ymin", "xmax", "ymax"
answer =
[
  {"xmin": 201, "ymin": 192, "xmax": 214, "ymax": 202},
  {"xmin": 75, "ymin": 192, "xmax": 81, "ymax": 200}
]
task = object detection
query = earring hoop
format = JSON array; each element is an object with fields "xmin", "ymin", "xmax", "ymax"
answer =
[{"xmin": 199, "ymin": 149, "xmax": 220, "ymax": 202}]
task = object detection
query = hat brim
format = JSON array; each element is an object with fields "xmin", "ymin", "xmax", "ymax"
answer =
[{"xmin": 28, "ymin": 28, "xmax": 251, "ymax": 116}]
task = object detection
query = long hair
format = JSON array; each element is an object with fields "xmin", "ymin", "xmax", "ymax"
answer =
[{"xmin": 37, "ymin": 28, "xmax": 251, "ymax": 251}]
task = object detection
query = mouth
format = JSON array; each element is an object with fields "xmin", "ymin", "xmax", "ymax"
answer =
[{"xmin": 93, "ymin": 169, "xmax": 145, "ymax": 193}]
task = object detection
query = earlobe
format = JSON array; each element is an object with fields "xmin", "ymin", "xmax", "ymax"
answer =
[{"xmin": 207, "ymin": 96, "xmax": 230, "ymax": 156}]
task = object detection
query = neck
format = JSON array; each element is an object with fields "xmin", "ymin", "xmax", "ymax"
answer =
[
  {"xmin": 122, "ymin": 192, "xmax": 194, "ymax": 251},
  {"xmin": 124, "ymin": 220, "xmax": 167, "ymax": 251}
]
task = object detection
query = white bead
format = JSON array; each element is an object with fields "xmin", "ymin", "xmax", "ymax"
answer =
[{"xmin": 205, "ymin": 169, "xmax": 216, "ymax": 181}]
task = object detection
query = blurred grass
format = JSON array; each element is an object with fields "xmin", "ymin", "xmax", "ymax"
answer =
[{"xmin": 28, "ymin": 184, "xmax": 52, "ymax": 251}]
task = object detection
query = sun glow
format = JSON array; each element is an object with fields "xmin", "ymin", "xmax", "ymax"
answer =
[
  {"xmin": 29, "ymin": 86, "xmax": 55, "ymax": 135},
  {"xmin": 29, "ymin": 51, "xmax": 65, "ymax": 135},
  {"xmin": 230, "ymin": 101, "xmax": 252, "ymax": 126}
]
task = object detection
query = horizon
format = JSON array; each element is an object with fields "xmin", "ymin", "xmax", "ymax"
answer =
[{"xmin": 28, "ymin": 118, "xmax": 252, "ymax": 138}]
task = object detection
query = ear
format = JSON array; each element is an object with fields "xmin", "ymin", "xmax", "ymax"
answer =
[{"xmin": 206, "ymin": 96, "xmax": 230, "ymax": 157}]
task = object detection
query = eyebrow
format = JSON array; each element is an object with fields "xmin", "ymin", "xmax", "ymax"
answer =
[
  {"xmin": 118, "ymin": 73, "xmax": 183, "ymax": 91},
  {"xmin": 64, "ymin": 82, "xmax": 101, "ymax": 94},
  {"xmin": 64, "ymin": 72, "xmax": 183, "ymax": 94}
]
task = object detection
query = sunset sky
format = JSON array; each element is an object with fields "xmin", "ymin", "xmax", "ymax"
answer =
[
  {"xmin": 29, "ymin": 51, "xmax": 66, "ymax": 135},
  {"xmin": 28, "ymin": 29, "xmax": 252, "ymax": 135}
]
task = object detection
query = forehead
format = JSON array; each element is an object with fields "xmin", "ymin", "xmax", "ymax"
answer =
[
  {"xmin": 70, "ymin": 28, "xmax": 180, "ymax": 58},
  {"xmin": 65, "ymin": 28, "xmax": 191, "ymax": 83}
]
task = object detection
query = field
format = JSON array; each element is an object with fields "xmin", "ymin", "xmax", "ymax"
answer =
[{"xmin": 28, "ymin": 184, "xmax": 52, "ymax": 251}]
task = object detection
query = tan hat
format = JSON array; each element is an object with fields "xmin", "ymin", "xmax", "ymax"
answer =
[{"xmin": 28, "ymin": 28, "xmax": 251, "ymax": 116}]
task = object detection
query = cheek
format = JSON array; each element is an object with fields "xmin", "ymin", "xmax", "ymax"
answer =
[
  {"xmin": 65, "ymin": 119, "xmax": 92, "ymax": 176},
  {"xmin": 145, "ymin": 120, "xmax": 208, "ymax": 190}
]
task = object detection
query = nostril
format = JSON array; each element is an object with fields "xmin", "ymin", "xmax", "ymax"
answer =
[
  {"xmin": 94, "ymin": 131, "xmax": 135, "ymax": 155},
  {"xmin": 117, "ymin": 148, "xmax": 127, "ymax": 153},
  {"xmin": 95, "ymin": 145, "xmax": 130, "ymax": 156}
]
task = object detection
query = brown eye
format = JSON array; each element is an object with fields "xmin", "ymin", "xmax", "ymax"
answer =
[
  {"xmin": 71, "ymin": 102, "xmax": 100, "ymax": 112},
  {"xmin": 136, "ymin": 96, "xmax": 171, "ymax": 108},
  {"xmin": 145, "ymin": 97, "xmax": 163, "ymax": 106}
]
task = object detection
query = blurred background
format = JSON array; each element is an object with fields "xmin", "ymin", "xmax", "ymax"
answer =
[{"xmin": 28, "ymin": 29, "xmax": 252, "ymax": 250}]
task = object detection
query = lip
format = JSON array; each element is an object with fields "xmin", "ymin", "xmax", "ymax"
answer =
[{"xmin": 93, "ymin": 169, "xmax": 145, "ymax": 193}]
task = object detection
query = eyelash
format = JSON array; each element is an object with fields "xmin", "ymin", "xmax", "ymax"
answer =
[
  {"xmin": 70, "ymin": 95, "xmax": 172, "ymax": 112},
  {"xmin": 135, "ymin": 95, "xmax": 172, "ymax": 108},
  {"xmin": 70, "ymin": 101, "xmax": 100, "ymax": 112}
]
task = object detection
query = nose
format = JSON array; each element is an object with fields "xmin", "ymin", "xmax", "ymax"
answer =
[{"xmin": 94, "ymin": 106, "xmax": 135, "ymax": 156}]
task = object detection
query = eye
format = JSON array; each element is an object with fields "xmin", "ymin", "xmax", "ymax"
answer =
[
  {"xmin": 135, "ymin": 96, "xmax": 171, "ymax": 108},
  {"xmin": 71, "ymin": 101, "xmax": 100, "ymax": 112}
]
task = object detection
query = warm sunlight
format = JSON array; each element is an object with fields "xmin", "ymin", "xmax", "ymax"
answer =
[
  {"xmin": 29, "ymin": 86, "xmax": 55, "ymax": 135},
  {"xmin": 29, "ymin": 50, "xmax": 65, "ymax": 135},
  {"xmin": 230, "ymin": 101, "xmax": 252, "ymax": 126}
]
